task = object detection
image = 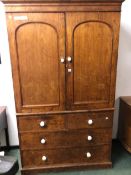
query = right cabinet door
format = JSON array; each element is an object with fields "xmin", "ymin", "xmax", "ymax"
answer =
[{"xmin": 66, "ymin": 12, "xmax": 120, "ymax": 110}]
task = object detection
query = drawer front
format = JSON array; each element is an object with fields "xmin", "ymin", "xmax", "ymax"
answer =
[
  {"xmin": 20, "ymin": 129, "xmax": 112, "ymax": 150},
  {"xmin": 18, "ymin": 111, "xmax": 113, "ymax": 132},
  {"xmin": 67, "ymin": 112, "xmax": 113, "ymax": 129},
  {"xmin": 18, "ymin": 115, "xmax": 65, "ymax": 132},
  {"xmin": 21, "ymin": 145, "xmax": 111, "ymax": 168}
]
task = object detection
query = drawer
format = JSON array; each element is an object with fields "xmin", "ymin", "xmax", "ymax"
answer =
[
  {"xmin": 18, "ymin": 111, "xmax": 113, "ymax": 132},
  {"xmin": 20, "ymin": 129, "xmax": 112, "ymax": 150},
  {"xmin": 67, "ymin": 111, "xmax": 113, "ymax": 129},
  {"xmin": 18, "ymin": 115, "xmax": 65, "ymax": 132},
  {"xmin": 21, "ymin": 145, "xmax": 111, "ymax": 168}
]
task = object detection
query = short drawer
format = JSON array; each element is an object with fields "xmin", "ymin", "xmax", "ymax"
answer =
[
  {"xmin": 20, "ymin": 129, "xmax": 112, "ymax": 150},
  {"xmin": 18, "ymin": 115, "xmax": 65, "ymax": 132},
  {"xmin": 21, "ymin": 145, "xmax": 111, "ymax": 168},
  {"xmin": 67, "ymin": 111, "xmax": 113, "ymax": 129}
]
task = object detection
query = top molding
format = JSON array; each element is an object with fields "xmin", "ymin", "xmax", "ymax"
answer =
[{"xmin": 1, "ymin": 0, "xmax": 125, "ymax": 4}]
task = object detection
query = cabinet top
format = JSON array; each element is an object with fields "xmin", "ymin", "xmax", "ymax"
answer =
[
  {"xmin": 121, "ymin": 96, "xmax": 131, "ymax": 107},
  {"xmin": 1, "ymin": 0, "xmax": 125, "ymax": 4}
]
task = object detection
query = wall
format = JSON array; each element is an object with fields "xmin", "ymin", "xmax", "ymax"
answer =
[
  {"xmin": 0, "ymin": 2, "xmax": 19, "ymax": 145},
  {"xmin": 113, "ymin": 0, "xmax": 131, "ymax": 138},
  {"xmin": 0, "ymin": 0, "xmax": 131, "ymax": 145}
]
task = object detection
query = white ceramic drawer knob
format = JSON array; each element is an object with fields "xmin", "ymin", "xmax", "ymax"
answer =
[
  {"xmin": 87, "ymin": 135, "xmax": 92, "ymax": 141},
  {"xmin": 40, "ymin": 121, "xmax": 45, "ymax": 127},
  {"xmin": 86, "ymin": 152, "xmax": 91, "ymax": 158},
  {"xmin": 41, "ymin": 138, "xmax": 46, "ymax": 144},
  {"xmin": 88, "ymin": 119, "xmax": 93, "ymax": 125},
  {"xmin": 42, "ymin": 156, "xmax": 47, "ymax": 161}
]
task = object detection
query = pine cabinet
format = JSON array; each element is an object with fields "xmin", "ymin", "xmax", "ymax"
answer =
[{"xmin": 3, "ymin": 0, "xmax": 125, "ymax": 174}]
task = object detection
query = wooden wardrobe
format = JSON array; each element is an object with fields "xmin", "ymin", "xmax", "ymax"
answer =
[{"xmin": 3, "ymin": 0, "xmax": 125, "ymax": 174}]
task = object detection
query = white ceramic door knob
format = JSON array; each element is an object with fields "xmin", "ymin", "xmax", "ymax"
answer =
[
  {"xmin": 60, "ymin": 57, "xmax": 65, "ymax": 63},
  {"xmin": 67, "ymin": 56, "xmax": 72, "ymax": 62}
]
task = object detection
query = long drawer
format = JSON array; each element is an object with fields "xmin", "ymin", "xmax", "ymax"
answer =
[
  {"xmin": 21, "ymin": 145, "xmax": 111, "ymax": 168},
  {"xmin": 20, "ymin": 128, "xmax": 112, "ymax": 150},
  {"xmin": 18, "ymin": 111, "xmax": 113, "ymax": 132}
]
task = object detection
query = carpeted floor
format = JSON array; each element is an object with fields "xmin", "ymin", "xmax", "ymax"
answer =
[{"xmin": 6, "ymin": 140, "xmax": 131, "ymax": 175}]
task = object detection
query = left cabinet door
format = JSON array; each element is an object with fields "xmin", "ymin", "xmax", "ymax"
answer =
[{"xmin": 6, "ymin": 13, "xmax": 65, "ymax": 113}]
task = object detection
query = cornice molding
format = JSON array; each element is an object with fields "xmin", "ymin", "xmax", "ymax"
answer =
[{"xmin": 1, "ymin": 0, "xmax": 125, "ymax": 4}]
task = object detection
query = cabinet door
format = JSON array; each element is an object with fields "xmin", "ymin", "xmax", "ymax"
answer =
[
  {"xmin": 7, "ymin": 13, "xmax": 65, "ymax": 112},
  {"xmin": 66, "ymin": 12, "xmax": 120, "ymax": 110}
]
